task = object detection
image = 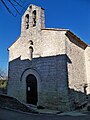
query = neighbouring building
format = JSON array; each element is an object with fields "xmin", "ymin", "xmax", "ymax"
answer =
[{"xmin": 7, "ymin": 4, "xmax": 90, "ymax": 111}]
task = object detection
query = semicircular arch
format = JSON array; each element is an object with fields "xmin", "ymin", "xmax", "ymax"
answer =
[{"xmin": 20, "ymin": 68, "xmax": 41, "ymax": 103}]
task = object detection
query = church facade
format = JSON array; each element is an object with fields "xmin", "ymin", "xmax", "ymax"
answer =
[{"xmin": 7, "ymin": 4, "xmax": 90, "ymax": 111}]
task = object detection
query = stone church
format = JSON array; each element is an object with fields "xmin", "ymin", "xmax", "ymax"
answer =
[{"xmin": 7, "ymin": 4, "xmax": 90, "ymax": 111}]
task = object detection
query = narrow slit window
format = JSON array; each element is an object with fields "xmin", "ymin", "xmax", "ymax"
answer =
[{"xmin": 29, "ymin": 46, "xmax": 33, "ymax": 60}]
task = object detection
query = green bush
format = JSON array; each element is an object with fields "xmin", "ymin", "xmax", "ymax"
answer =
[{"xmin": 0, "ymin": 80, "xmax": 7, "ymax": 89}]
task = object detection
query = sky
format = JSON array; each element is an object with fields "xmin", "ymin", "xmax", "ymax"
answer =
[{"xmin": 0, "ymin": 0, "xmax": 90, "ymax": 73}]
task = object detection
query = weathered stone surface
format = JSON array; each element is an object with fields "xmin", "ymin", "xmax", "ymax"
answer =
[{"xmin": 85, "ymin": 46, "xmax": 90, "ymax": 94}]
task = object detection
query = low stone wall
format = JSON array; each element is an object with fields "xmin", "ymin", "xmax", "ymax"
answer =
[{"xmin": 0, "ymin": 94, "xmax": 38, "ymax": 113}]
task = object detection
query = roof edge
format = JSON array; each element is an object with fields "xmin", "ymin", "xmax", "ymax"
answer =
[
  {"xmin": 42, "ymin": 28, "xmax": 69, "ymax": 31},
  {"xmin": 66, "ymin": 30, "xmax": 88, "ymax": 49},
  {"xmin": 8, "ymin": 36, "xmax": 20, "ymax": 51}
]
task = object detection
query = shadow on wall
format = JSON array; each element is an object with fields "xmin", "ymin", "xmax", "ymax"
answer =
[
  {"xmin": 7, "ymin": 54, "xmax": 90, "ymax": 111},
  {"xmin": 8, "ymin": 54, "xmax": 72, "ymax": 81},
  {"xmin": 68, "ymin": 88, "xmax": 90, "ymax": 111}
]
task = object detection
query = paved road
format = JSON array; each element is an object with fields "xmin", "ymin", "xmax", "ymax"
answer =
[{"xmin": 0, "ymin": 107, "xmax": 90, "ymax": 120}]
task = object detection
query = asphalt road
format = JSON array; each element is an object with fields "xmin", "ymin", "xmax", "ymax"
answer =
[{"xmin": 0, "ymin": 107, "xmax": 90, "ymax": 120}]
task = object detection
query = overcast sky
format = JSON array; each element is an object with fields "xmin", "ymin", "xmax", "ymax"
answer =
[{"xmin": 0, "ymin": 0, "xmax": 90, "ymax": 71}]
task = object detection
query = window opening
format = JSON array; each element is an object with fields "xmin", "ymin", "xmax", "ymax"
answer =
[
  {"xmin": 29, "ymin": 40, "xmax": 33, "ymax": 45},
  {"xmin": 29, "ymin": 46, "xmax": 33, "ymax": 60},
  {"xmin": 32, "ymin": 10, "xmax": 36, "ymax": 27},
  {"xmin": 25, "ymin": 14, "xmax": 29, "ymax": 29}
]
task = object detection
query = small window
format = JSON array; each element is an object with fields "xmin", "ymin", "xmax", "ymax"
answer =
[
  {"xmin": 29, "ymin": 40, "xmax": 33, "ymax": 45},
  {"xmin": 25, "ymin": 14, "xmax": 29, "ymax": 29},
  {"xmin": 29, "ymin": 5, "xmax": 32, "ymax": 12},
  {"xmin": 29, "ymin": 46, "xmax": 33, "ymax": 60},
  {"xmin": 30, "ymin": 5, "xmax": 32, "ymax": 9},
  {"xmin": 32, "ymin": 10, "xmax": 36, "ymax": 27}
]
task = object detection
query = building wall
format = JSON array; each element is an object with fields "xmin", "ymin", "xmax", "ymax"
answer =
[
  {"xmin": 9, "ymin": 29, "xmax": 67, "ymax": 61},
  {"xmin": 41, "ymin": 30, "xmax": 66, "ymax": 56},
  {"xmin": 85, "ymin": 46, "xmax": 90, "ymax": 94},
  {"xmin": 65, "ymin": 34, "xmax": 87, "ymax": 109},
  {"xmin": 8, "ymin": 57, "xmax": 69, "ymax": 111},
  {"xmin": 8, "ymin": 29, "xmax": 70, "ymax": 111}
]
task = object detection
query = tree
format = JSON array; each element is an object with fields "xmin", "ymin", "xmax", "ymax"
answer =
[
  {"xmin": 0, "ymin": 68, "xmax": 7, "ymax": 80},
  {"xmin": 1, "ymin": 0, "xmax": 30, "ymax": 16}
]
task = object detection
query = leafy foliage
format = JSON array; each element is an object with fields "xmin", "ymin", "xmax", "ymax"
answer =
[{"xmin": 0, "ymin": 80, "xmax": 7, "ymax": 89}]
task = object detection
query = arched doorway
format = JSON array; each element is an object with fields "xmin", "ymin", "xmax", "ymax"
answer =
[{"xmin": 26, "ymin": 74, "xmax": 37, "ymax": 105}]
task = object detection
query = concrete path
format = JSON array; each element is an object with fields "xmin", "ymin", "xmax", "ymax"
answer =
[{"xmin": 0, "ymin": 107, "xmax": 90, "ymax": 120}]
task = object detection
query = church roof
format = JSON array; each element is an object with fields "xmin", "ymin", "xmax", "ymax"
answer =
[
  {"xmin": 66, "ymin": 30, "xmax": 87, "ymax": 49},
  {"xmin": 42, "ymin": 28, "xmax": 69, "ymax": 31}
]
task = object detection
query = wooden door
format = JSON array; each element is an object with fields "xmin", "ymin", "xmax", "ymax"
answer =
[{"xmin": 26, "ymin": 74, "xmax": 37, "ymax": 105}]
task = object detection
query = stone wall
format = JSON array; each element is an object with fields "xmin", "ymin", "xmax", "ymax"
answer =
[
  {"xmin": 8, "ymin": 56, "xmax": 69, "ymax": 111},
  {"xmin": 85, "ymin": 46, "xmax": 90, "ymax": 94},
  {"xmin": 41, "ymin": 30, "xmax": 66, "ymax": 57},
  {"xmin": 9, "ymin": 30, "xmax": 67, "ymax": 62},
  {"xmin": 65, "ymin": 33, "xmax": 87, "ymax": 109}
]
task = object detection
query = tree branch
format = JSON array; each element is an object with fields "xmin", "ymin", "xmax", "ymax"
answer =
[
  {"xmin": 9, "ymin": 0, "xmax": 20, "ymax": 14},
  {"xmin": 12, "ymin": 0, "xmax": 24, "ymax": 7},
  {"xmin": 1, "ymin": 0, "xmax": 30, "ymax": 16},
  {"xmin": 1, "ymin": 0, "xmax": 15, "ymax": 16}
]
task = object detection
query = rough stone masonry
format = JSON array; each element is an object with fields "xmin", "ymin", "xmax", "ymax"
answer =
[{"xmin": 7, "ymin": 4, "xmax": 90, "ymax": 112}]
